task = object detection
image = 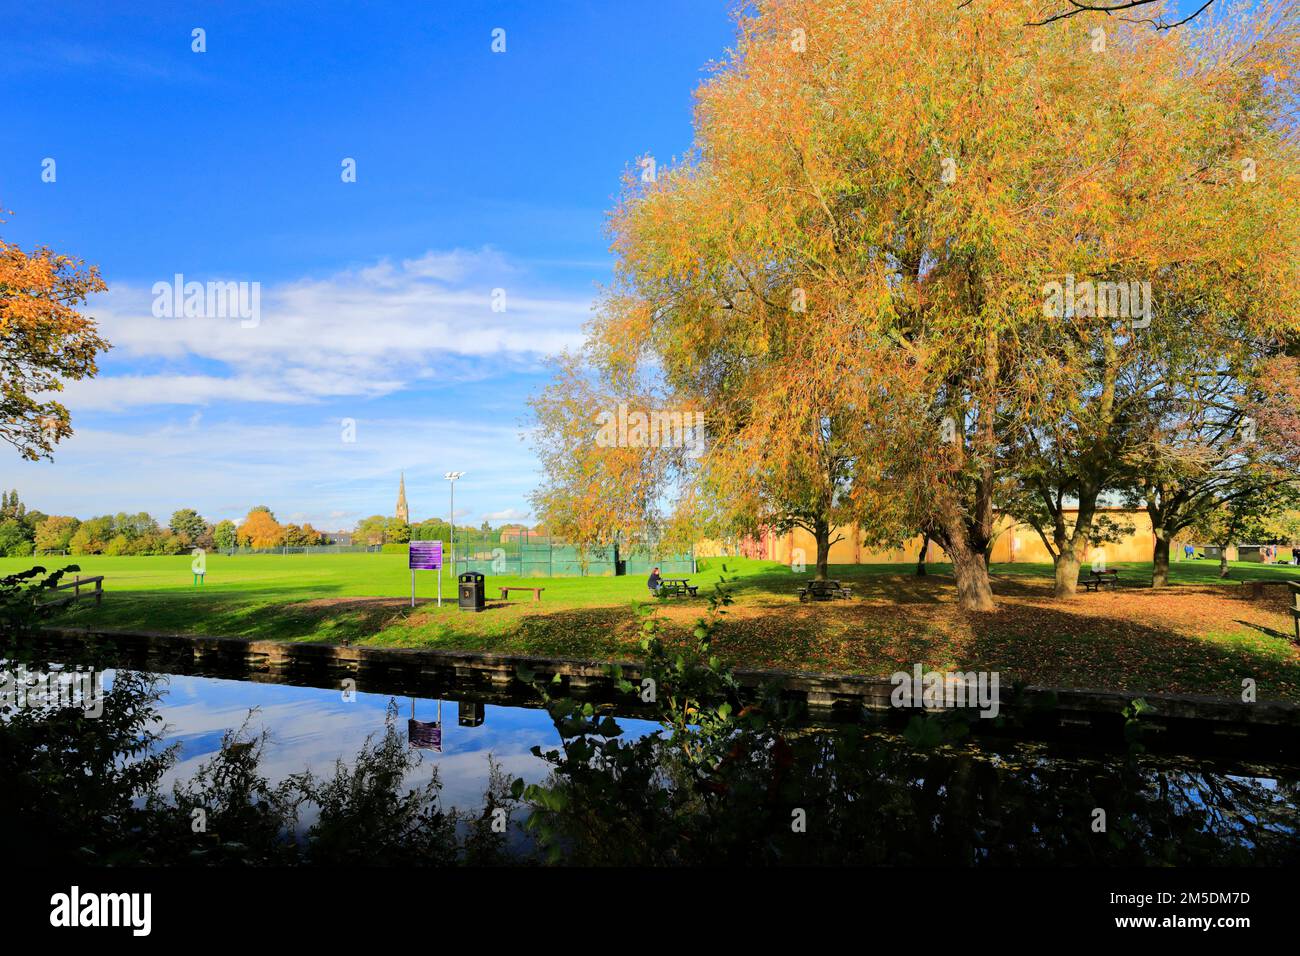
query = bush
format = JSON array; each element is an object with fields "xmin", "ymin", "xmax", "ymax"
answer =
[
  {"xmin": 0, "ymin": 565, "xmax": 80, "ymax": 637},
  {"xmin": 380, "ymin": 543, "xmax": 410, "ymax": 554},
  {"xmin": 0, "ymin": 519, "xmax": 33, "ymax": 557}
]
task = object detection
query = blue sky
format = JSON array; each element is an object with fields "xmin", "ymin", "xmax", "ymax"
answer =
[{"xmin": 0, "ymin": 0, "xmax": 735, "ymax": 530}]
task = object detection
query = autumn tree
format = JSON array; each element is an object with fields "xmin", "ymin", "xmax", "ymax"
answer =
[
  {"xmin": 530, "ymin": 353, "xmax": 705, "ymax": 562},
  {"xmin": 69, "ymin": 515, "xmax": 113, "ymax": 555},
  {"xmin": 237, "ymin": 508, "xmax": 283, "ymax": 549},
  {"xmin": 0, "ymin": 215, "xmax": 110, "ymax": 460},
  {"xmin": 34, "ymin": 515, "xmax": 79, "ymax": 553},
  {"xmin": 299, "ymin": 523, "xmax": 325, "ymax": 546},
  {"xmin": 278, "ymin": 523, "xmax": 324, "ymax": 547},
  {"xmin": 533, "ymin": 0, "xmax": 1300, "ymax": 609}
]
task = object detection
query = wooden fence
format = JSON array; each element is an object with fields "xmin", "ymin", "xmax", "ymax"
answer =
[{"xmin": 43, "ymin": 575, "xmax": 105, "ymax": 608}]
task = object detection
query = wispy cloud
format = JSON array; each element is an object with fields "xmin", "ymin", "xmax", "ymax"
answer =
[{"xmin": 71, "ymin": 248, "xmax": 591, "ymax": 410}]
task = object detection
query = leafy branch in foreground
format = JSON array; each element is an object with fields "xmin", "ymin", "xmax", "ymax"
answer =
[{"xmin": 0, "ymin": 564, "xmax": 80, "ymax": 637}]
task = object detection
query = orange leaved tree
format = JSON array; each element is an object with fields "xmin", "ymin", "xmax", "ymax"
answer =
[
  {"xmin": 0, "ymin": 211, "xmax": 109, "ymax": 460},
  {"xmin": 237, "ymin": 508, "xmax": 284, "ymax": 550},
  {"xmin": 534, "ymin": 0, "xmax": 1300, "ymax": 609}
]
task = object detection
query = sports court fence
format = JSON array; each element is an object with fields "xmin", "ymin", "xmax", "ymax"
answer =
[
  {"xmin": 447, "ymin": 530, "xmax": 694, "ymax": 578},
  {"xmin": 193, "ymin": 534, "xmax": 694, "ymax": 576}
]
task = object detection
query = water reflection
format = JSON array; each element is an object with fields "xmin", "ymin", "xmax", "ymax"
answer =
[
  {"xmin": 2, "ymin": 658, "xmax": 1297, "ymax": 865},
  {"xmin": 146, "ymin": 670, "xmax": 660, "ymax": 814}
]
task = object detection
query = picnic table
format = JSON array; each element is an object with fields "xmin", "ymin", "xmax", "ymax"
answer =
[
  {"xmin": 1082, "ymin": 568, "xmax": 1119, "ymax": 592},
  {"xmin": 657, "ymin": 577, "xmax": 698, "ymax": 597},
  {"xmin": 498, "ymin": 586, "xmax": 545, "ymax": 603},
  {"xmin": 1246, "ymin": 580, "xmax": 1294, "ymax": 600},
  {"xmin": 798, "ymin": 579, "xmax": 853, "ymax": 602}
]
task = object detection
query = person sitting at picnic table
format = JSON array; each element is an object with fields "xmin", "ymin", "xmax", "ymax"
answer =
[{"xmin": 647, "ymin": 567, "xmax": 662, "ymax": 596}]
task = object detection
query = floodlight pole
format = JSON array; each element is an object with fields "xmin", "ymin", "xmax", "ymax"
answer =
[{"xmin": 444, "ymin": 471, "xmax": 464, "ymax": 570}]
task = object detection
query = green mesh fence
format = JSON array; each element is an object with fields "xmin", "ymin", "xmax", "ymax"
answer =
[
  {"xmin": 624, "ymin": 548, "xmax": 694, "ymax": 577},
  {"xmin": 443, "ymin": 532, "xmax": 692, "ymax": 578}
]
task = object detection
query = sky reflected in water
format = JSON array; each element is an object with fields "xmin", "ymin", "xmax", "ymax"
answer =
[{"xmin": 122, "ymin": 669, "xmax": 662, "ymax": 813}]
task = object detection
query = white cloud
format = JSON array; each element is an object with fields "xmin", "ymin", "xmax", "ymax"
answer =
[
  {"xmin": 57, "ymin": 375, "xmax": 356, "ymax": 411},
  {"xmin": 482, "ymin": 507, "xmax": 532, "ymax": 523},
  {"xmin": 73, "ymin": 248, "xmax": 592, "ymax": 410}
]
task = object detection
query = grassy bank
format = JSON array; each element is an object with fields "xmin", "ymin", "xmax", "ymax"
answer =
[{"xmin": 6, "ymin": 553, "xmax": 1299, "ymax": 702}]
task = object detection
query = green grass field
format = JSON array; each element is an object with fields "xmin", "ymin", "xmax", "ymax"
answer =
[{"xmin": 6, "ymin": 552, "xmax": 1300, "ymax": 700}]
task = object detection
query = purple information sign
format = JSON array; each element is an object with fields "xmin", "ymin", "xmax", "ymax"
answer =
[
  {"xmin": 409, "ymin": 540, "xmax": 443, "ymax": 571},
  {"xmin": 408, "ymin": 718, "xmax": 442, "ymax": 752}
]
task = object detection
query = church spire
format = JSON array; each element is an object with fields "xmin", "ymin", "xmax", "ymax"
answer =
[{"xmin": 396, "ymin": 471, "xmax": 410, "ymax": 524}]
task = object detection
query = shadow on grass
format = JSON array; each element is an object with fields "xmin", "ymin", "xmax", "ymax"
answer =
[
  {"xmin": 368, "ymin": 604, "xmax": 641, "ymax": 658},
  {"xmin": 959, "ymin": 601, "xmax": 1300, "ymax": 700},
  {"xmin": 50, "ymin": 584, "xmax": 382, "ymax": 642},
  {"xmin": 1234, "ymin": 619, "xmax": 1298, "ymax": 642},
  {"xmin": 666, "ymin": 581, "xmax": 1300, "ymax": 701}
]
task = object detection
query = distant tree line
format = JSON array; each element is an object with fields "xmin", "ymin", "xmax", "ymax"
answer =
[
  {"xmin": 0, "ymin": 493, "xmax": 334, "ymax": 557},
  {"xmin": 0, "ymin": 490, "xmax": 552, "ymax": 557}
]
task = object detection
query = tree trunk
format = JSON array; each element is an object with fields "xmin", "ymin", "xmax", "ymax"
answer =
[
  {"xmin": 1152, "ymin": 536, "xmax": 1171, "ymax": 588},
  {"xmin": 916, "ymin": 534, "xmax": 929, "ymax": 576},
  {"xmin": 1053, "ymin": 550, "xmax": 1080, "ymax": 598},
  {"xmin": 814, "ymin": 522, "xmax": 832, "ymax": 581},
  {"xmin": 948, "ymin": 535, "xmax": 995, "ymax": 611},
  {"xmin": 933, "ymin": 491, "xmax": 995, "ymax": 611},
  {"xmin": 1218, "ymin": 551, "xmax": 1230, "ymax": 578}
]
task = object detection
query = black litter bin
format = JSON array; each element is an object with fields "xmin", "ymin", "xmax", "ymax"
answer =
[
  {"xmin": 458, "ymin": 571, "xmax": 485, "ymax": 612},
  {"xmin": 458, "ymin": 701, "xmax": 485, "ymax": 727}
]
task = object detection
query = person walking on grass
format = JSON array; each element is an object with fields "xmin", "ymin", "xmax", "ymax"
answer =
[{"xmin": 647, "ymin": 566, "xmax": 662, "ymax": 596}]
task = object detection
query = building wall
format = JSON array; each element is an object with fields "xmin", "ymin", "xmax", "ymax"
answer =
[{"xmin": 698, "ymin": 509, "xmax": 1159, "ymax": 567}]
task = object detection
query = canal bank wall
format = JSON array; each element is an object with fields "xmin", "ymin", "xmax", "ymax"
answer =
[{"xmin": 29, "ymin": 624, "xmax": 1300, "ymax": 755}]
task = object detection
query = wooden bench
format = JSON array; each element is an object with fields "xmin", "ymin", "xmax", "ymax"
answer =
[
  {"xmin": 497, "ymin": 586, "xmax": 544, "ymax": 603},
  {"xmin": 798, "ymin": 579, "xmax": 853, "ymax": 602},
  {"xmin": 1082, "ymin": 569, "xmax": 1119, "ymax": 592},
  {"xmin": 1247, "ymin": 580, "xmax": 1294, "ymax": 600}
]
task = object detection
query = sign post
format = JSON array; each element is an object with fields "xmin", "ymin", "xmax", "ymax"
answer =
[{"xmin": 408, "ymin": 540, "xmax": 444, "ymax": 607}]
